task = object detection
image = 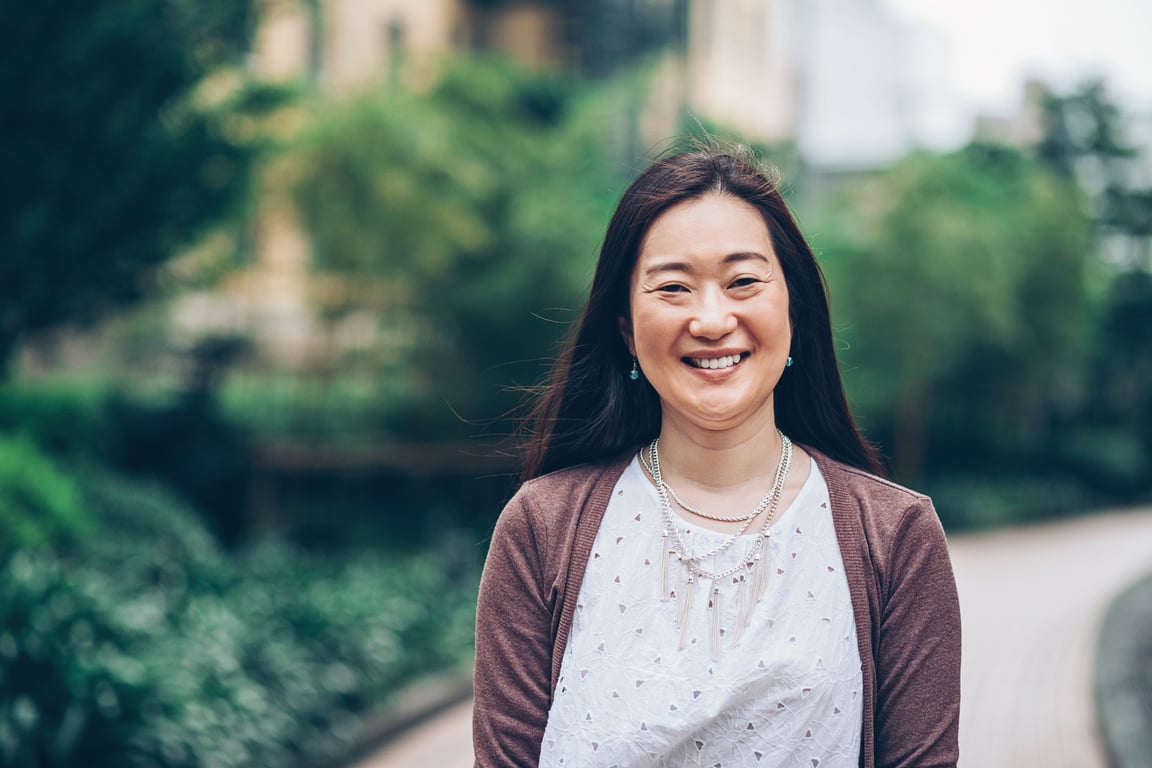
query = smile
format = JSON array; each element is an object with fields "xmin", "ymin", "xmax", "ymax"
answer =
[{"xmin": 685, "ymin": 353, "xmax": 745, "ymax": 370}]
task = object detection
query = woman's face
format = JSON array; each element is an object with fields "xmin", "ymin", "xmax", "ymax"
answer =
[{"xmin": 621, "ymin": 193, "xmax": 792, "ymax": 436}]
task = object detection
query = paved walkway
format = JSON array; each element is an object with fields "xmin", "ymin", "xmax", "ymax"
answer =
[
  {"xmin": 355, "ymin": 697, "xmax": 473, "ymax": 768},
  {"xmin": 364, "ymin": 507, "xmax": 1152, "ymax": 768},
  {"xmin": 950, "ymin": 508, "xmax": 1152, "ymax": 766}
]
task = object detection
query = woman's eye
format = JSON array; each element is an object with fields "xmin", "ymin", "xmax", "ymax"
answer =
[
  {"xmin": 657, "ymin": 284, "xmax": 688, "ymax": 293},
  {"xmin": 730, "ymin": 276, "xmax": 761, "ymax": 288}
]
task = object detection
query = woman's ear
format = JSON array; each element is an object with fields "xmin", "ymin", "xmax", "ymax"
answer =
[{"xmin": 618, "ymin": 316, "xmax": 635, "ymax": 356}]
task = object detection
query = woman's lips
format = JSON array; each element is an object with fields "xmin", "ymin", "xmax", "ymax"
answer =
[{"xmin": 684, "ymin": 353, "xmax": 746, "ymax": 370}]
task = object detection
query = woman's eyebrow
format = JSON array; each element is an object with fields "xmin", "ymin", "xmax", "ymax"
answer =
[
  {"xmin": 723, "ymin": 251, "xmax": 771, "ymax": 266},
  {"xmin": 643, "ymin": 251, "xmax": 770, "ymax": 277},
  {"xmin": 643, "ymin": 260, "xmax": 692, "ymax": 277}
]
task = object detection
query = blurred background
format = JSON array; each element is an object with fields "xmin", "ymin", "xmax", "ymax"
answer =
[{"xmin": 1, "ymin": 0, "xmax": 1150, "ymax": 766}]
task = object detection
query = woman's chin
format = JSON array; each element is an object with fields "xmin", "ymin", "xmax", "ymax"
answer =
[{"xmin": 666, "ymin": 399, "xmax": 775, "ymax": 434}]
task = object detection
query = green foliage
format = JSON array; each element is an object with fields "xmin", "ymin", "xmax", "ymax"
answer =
[
  {"xmin": 76, "ymin": 470, "xmax": 228, "ymax": 579},
  {"xmin": 821, "ymin": 143, "xmax": 1095, "ymax": 480},
  {"xmin": 0, "ymin": 378, "xmax": 252, "ymax": 544},
  {"xmin": 1039, "ymin": 80, "xmax": 1136, "ymax": 181},
  {"xmin": 229, "ymin": 541, "xmax": 477, "ymax": 724},
  {"xmin": 102, "ymin": 390, "xmax": 252, "ymax": 544},
  {"xmin": 0, "ymin": 472, "xmax": 232, "ymax": 767},
  {"xmin": 1040, "ymin": 80, "xmax": 1152, "ymax": 263},
  {"xmin": 925, "ymin": 473, "xmax": 1094, "ymax": 531},
  {"xmin": 0, "ymin": 467, "xmax": 478, "ymax": 767},
  {"xmin": 0, "ymin": 0, "xmax": 264, "ymax": 374},
  {"xmin": 0, "ymin": 383, "xmax": 112, "ymax": 459},
  {"xmin": 1074, "ymin": 268, "xmax": 1152, "ymax": 494},
  {"xmin": 807, "ymin": 81, "xmax": 1152, "ymax": 513},
  {"xmin": 217, "ymin": 370, "xmax": 398, "ymax": 446},
  {"xmin": 0, "ymin": 435, "xmax": 92, "ymax": 557},
  {"xmin": 291, "ymin": 56, "xmax": 623, "ymax": 435}
]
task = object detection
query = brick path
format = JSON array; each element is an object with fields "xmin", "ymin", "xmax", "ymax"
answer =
[{"xmin": 364, "ymin": 507, "xmax": 1152, "ymax": 768}]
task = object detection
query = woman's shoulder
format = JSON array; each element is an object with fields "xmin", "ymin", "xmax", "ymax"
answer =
[
  {"xmin": 810, "ymin": 450, "xmax": 950, "ymax": 582},
  {"xmin": 808, "ymin": 448, "xmax": 939, "ymax": 533},
  {"xmin": 516, "ymin": 452, "xmax": 634, "ymax": 500},
  {"xmin": 502, "ymin": 453, "xmax": 635, "ymax": 525},
  {"xmin": 491, "ymin": 453, "xmax": 634, "ymax": 565},
  {"xmin": 813, "ymin": 451, "xmax": 928, "ymax": 502}
]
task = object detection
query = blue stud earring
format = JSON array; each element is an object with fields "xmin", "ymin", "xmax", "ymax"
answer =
[
  {"xmin": 629, "ymin": 357, "xmax": 640, "ymax": 380},
  {"xmin": 786, "ymin": 356, "xmax": 794, "ymax": 368}
]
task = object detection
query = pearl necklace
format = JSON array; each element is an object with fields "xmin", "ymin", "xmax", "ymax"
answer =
[{"xmin": 648, "ymin": 431, "xmax": 793, "ymax": 659}]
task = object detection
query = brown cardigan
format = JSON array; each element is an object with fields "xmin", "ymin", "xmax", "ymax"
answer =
[{"xmin": 473, "ymin": 449, "xmax": 961, "ymax": 767}]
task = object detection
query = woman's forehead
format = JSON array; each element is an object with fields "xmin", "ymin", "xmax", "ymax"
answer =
[{"xmin": 636, "ymin": 195, "xmax": 775, "ymax": 270}]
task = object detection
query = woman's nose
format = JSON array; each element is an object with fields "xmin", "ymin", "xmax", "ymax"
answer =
[{"xmin": 688, "ymin": 291, "xmax": 737, "ymax": 339}]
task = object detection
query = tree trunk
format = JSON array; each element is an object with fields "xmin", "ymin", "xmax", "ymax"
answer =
[
  {"xmin": 892, "ymin": 377, "xmax": 929, "ymax": 484},
  {"xmin": 0, "ymin": 329, "xmax": 17, "ymax": 382}
]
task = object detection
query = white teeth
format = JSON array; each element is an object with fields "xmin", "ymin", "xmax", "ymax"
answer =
[{"xmin": 692, "ymin": 354, "xmax": 740, "ymax": 369}]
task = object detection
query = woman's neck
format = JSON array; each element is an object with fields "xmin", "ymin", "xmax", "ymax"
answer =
[{"xmin": 654, "ymin": 413, "xmax": 785, "ymax": 493}]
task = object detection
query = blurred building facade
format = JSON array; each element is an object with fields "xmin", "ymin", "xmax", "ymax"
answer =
[
  {"xmin": 252, "ymin": 0, "xmax": 689, "ymax": 88},
  {"xmin": 690, "ymin": 0, "xmax": 938, "ymax": 168},
  {"xmin": 224, "ymin": 0, "xmax": 935, "ymax": 363},
  {"xmin": 793, "ymin": 0, "xmax": 919, "ymax": 169},
  {"xmin": 252, "ymin": 0, "xmax": 932, "ymax": 163},
  {"xmin": 971, "ymin": 79, "xmax": 1046, "ymax": 148},
  {"xmin": 685, "ymin": 0, "xmax": 796, "ymax": 143},
  {"xmin": 253, "ymin": 0, "xmax": 566, "ymax": 88}
]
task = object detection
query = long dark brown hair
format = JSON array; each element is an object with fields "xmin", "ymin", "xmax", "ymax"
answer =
[{"xmin": 519, "ymin": 145, "xmax": 884, "ymax": 481}]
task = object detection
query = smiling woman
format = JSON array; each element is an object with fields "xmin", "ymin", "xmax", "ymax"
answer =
[
  {"xmin": 622, "ymin": 194, "xmax": 793, "ymax": 440},
  {"xmin": 473, "ymin": 144, "xmax": 962, "ymax": 768}
]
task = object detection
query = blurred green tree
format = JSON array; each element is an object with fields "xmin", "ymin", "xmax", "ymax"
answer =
[
  {"xmin": 1071, "ymin": 267, "xmax": 1152, "ymax": 495},
  {"xmin": 0, "ymin": 0, "xmax": 261, "ymax": 376},
  {"xmin": 292, "ymin": 57, "xmax": 623, "ymax": 437},
  {"xmin": 1040, "ymin": 79, "xmax": 1152, "ymax": 266},
  {"xmin": 822, "ymin": 144, "xmax": 1094, "ymax": 480},
  {"xmin": 1039, "ymin": 80, "xmax": 1135, "ymax": 184},
  {"xmin": 1037, "ymin": 81, "xmax": 1152, "ymax": 497}
]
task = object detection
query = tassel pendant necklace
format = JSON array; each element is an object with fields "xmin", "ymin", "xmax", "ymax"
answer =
[{"xmin": 649, "ymin": 431, "xmax": 792, "ymax": 659}]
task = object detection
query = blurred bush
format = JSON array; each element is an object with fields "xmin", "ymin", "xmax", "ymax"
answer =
[
  {"xmin": 0, "ymin": 375, "xmax": 251, "ymax": 546},
  {"xmin": 924, "ymin": 473, "xmax": 1095, "ymax": 531},
  {"xmin": 0, "ymin": 435, "xmax": 92, "ymax": 558},
  {"xmin": 216, "ymin": 370, "xmax": 400, "ymax": 449},
  {"xmin": 0, "ymin": 385, "xmax": 110, "ymax": 459},
  {"xmin": 102, "ymin": 390, "xmax": 251, "ymax": 546},
  {"xmin": 0, "ymin": 465, "xmax": 477, "ymax": 767}
]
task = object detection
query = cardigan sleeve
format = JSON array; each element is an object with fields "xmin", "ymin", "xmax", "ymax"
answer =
[
  {"xmin": 473, "ymin": 490, "xmax": 554, "ymax": 767},
  {"xmin": 873, "ymin": 498, "xmax": 962, "ymax": 768}
]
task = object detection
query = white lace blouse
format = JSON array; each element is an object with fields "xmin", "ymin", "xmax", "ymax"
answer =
[{"xmin": 538, "ymin": 456, "xmax": 863, "ymax": 767}]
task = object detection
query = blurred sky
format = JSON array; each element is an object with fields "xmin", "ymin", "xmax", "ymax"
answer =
[{"xmin": 883, "ymin": 0, "xmax": 1152, "ymax": 145}]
